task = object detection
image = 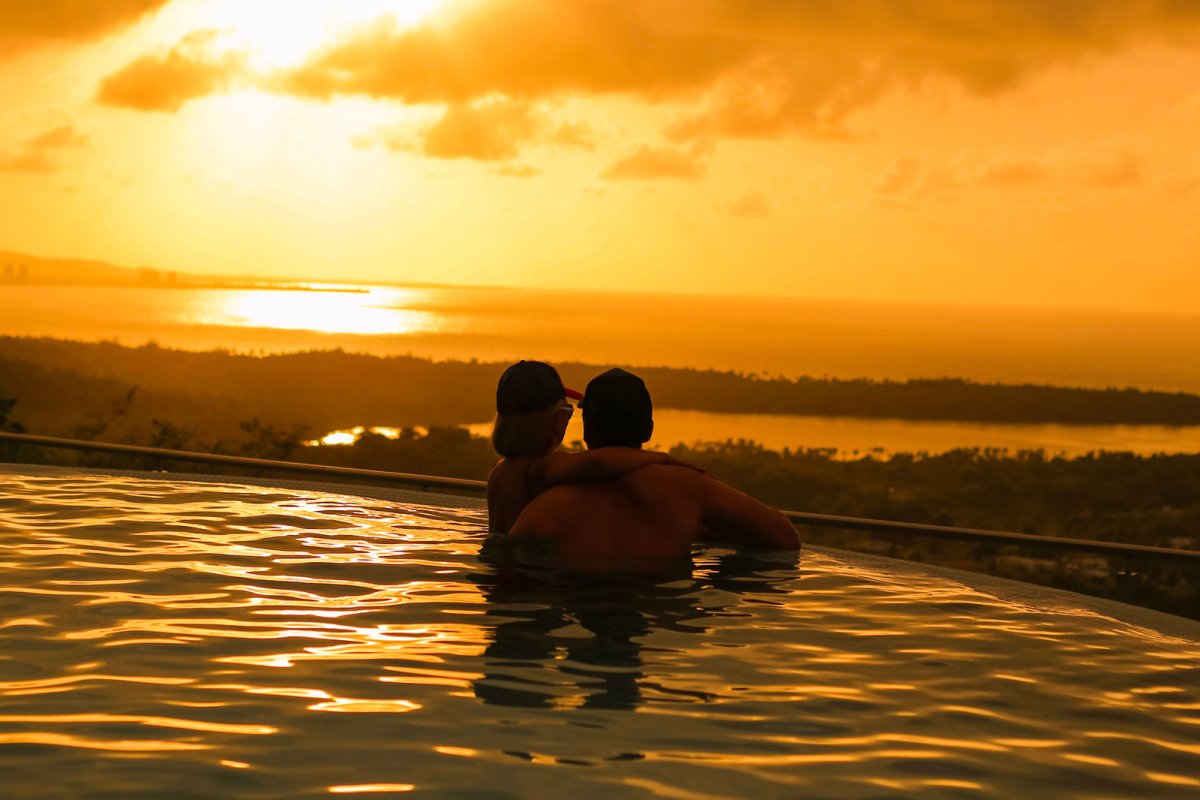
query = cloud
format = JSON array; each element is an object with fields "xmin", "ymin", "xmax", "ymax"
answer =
[
  {"xmin": 1162, "ymin": 172, "xmax": 1200, "ymax": 201},
  {"xmin": 98, "ymin": 2, "xmax": 1200, "ymax": 148},
  {"xmin": 0, "ymin": 123, "xmax": 88, "ymax": 173},
  {"xmin": 356, "ymin": 100, "xmax": 594, "ymax": 161},
  {"xmin": 0, "ymin": 0, "xmax": 170, "ymax": 57},
  {"xmin": 1074, "ymin": 149, "xmax": 1143, "ymax": 188},
  {"xmin": 873, "ymin": 153, "xmax": 1046, "ymax": 204},
  {"xmin": 422, "ymin": 100, "xmax": 538, "ymax": 161},
  {"xmin": 96, "ymin": 30, "xmax": 248, "ymax": 112},
  {"xmin": 545, "ymin": 119, "xmax": 595, "ymax": 149},
  {"xmin": 875, "ymin": 155, "xmax": 924, "ymax": 198},
  {"xmin": 262, "ymin": 0, "xmax": 1200, "ymax": 141},
  {"xmin": 495, "ymin": 163, "xmax": 540, "ymax": 179},
  {"xmin": 874, "ymin": 146, "xmax": 1148, "ymax": 206},
  {"xmin": 602, "ymin": 143, "xmax": 707, "ymax": 180},
  {"xmin": 977, "ymin": 158, "xmax": 1049, "ymax": 186},
  {"xmin": 272, "ymin": 7, "xmax": 745, "ymax": 104},
  {"xmin": 724, "ymin": 190, "xmax": 770, "ymax": 217}
]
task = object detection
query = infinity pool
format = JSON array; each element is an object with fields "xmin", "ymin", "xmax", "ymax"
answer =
[{"xmin": 1, "ymin": 468, "xmax": 1198, "ymax": 799}]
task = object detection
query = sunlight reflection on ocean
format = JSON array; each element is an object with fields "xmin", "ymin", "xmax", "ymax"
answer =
[
  {"xmin": 3, "ymin": 284, "xmax": 1200, "ymax": 392},
  {"xmin": 1, "ymin": 471, "xmax": 1199, "ymax": 798},
  {"xmin": 189, "ymin": 287, "xmax": 442, "ymax": 337}
]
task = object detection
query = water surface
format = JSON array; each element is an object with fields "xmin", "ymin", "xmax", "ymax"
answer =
[
  {"xmin": 4, "ymin": 283, "xmax": 1199, "ymax": 392},
  {"xmin": 2, "ymin": 471, "xmax": 1199, "ymax": 797}
]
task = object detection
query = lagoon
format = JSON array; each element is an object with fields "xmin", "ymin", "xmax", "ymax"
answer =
[{"xmin": 328, "ymin": 409, "xmax": 1200, "ymax": 458}]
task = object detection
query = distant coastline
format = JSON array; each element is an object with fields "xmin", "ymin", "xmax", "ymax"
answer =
[{"xmin": 0, "ymin": 248, "xmax": 475, "ymax": 293}]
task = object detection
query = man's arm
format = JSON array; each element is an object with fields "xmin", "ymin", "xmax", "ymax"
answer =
[{"xmin": 697, "ymin": 475, "xmax": 801, "ymax": 550}]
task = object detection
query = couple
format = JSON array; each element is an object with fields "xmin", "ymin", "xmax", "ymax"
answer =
[{"xmin": 487, "ymin": 361, "xmax": 800, "ymax": 570}]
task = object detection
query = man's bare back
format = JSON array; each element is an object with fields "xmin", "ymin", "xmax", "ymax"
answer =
[{"xmin": 509, "ymin": 463, "xmax": 800, "ymax": 568}]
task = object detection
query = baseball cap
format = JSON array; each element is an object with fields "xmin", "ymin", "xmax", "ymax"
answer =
[
  {"xmin": 495, "ymin": 360, "xmax": 583, "ymax": 414},
  {"xmin": 582, "ymin": 368, "xmax": 652, "ymax": 430}
]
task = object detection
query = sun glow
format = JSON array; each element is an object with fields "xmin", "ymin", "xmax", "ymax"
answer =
[
  {"xmin": 198, "ymin": 287, "xmax": 440, "ymax": 336},
  {"xmin": 185, "ymin": 0, "xmax": 447, "ymax": 68}
]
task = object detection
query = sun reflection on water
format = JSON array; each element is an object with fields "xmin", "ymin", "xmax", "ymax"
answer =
[{"xmin": 195, "ymin": 287, "xmax": 440, "ymax": 336}]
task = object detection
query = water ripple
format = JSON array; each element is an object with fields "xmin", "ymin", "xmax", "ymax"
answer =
[{"xmin": 0, "ymin": 472, "xmax": 1198, "ymax": 798}]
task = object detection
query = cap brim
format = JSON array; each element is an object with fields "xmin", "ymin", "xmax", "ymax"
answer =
[{"xmin": 564, "ymin": 387, "xmax": 584, "ymax": 401}]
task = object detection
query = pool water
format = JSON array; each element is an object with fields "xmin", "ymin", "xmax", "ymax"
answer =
[{"xmin": 1, "ymin": 469, "xmax": 1199, "ymax": 799}]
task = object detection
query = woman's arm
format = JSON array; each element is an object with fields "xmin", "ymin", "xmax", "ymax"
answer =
[{"xmin": 529, "ymin": 448, "xmax": 689, "ymax": 494}]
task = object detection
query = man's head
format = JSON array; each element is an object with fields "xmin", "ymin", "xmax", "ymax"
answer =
[{"xmin": 582, "ymin": 368, "xmax": 653, "ymax": 449}]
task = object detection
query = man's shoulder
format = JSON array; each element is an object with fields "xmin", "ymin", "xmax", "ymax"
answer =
[
  {"xmin": 606, "ymin": 462, "xmax": 710, "ymax": 509},
  {"xmin": 626, "ymin": 461, "xmax": 711, "ymax": 486}
]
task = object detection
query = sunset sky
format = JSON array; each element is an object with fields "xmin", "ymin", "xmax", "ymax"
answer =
[{"xmin": 2, "ymin": 1, "xmax": 1199, "ymax": 311}]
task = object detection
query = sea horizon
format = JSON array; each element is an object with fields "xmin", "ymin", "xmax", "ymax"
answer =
[{"xmin": 3, "ymin": 280, "xmax": 1199, "ymax": 394}]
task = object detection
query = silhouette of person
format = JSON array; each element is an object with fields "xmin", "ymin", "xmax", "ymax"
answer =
[
  {"xmin": 508, "ymin": 368, "xmax": 800, "ymax": 568},
  {"xmin": 486, "ymin": 361, "xmax": 681, "ymax": 534}
]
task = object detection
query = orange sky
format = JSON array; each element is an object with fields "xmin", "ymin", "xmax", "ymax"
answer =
[{"xmin": 1, "ymin": 0, "xmax": 1199, "ymax": 311}]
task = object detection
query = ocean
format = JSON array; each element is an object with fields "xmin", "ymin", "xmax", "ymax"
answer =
[{"xmin": 4, "ymin": 282, "xmax": 1199, "ymax": 455}]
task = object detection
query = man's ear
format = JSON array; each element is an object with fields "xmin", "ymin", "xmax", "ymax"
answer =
[{"xmin": 642, "ymin": 418, "xmax": 654, "ymax": 444}]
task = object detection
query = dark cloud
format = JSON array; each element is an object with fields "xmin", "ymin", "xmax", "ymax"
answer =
[
  {"xmin": 0, "ymin": 123, "xmax": 88, "ymax": 173},
  {"xmin": 96, "ymin": 30, "xmax": 247, "ymax": 112},
  {"xmin": 0, "ymin": 1, "xmax": 170, "ymax": 57},
  {"xmin": 601, "ymin": 144, "xmax": 706, "ymax": 180}
]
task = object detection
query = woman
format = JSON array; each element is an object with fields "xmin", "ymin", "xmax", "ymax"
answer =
[{"xmin": 486, "ymin": 360, "xmax": 675, "ymax": 534}]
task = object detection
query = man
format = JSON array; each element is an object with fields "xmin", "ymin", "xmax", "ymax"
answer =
[{"xmin": 508, "ymin": 368, "xmax": 800, "ymax": 568}]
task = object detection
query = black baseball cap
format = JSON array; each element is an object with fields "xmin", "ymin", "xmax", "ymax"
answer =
[
  {"xmin": 582, "ymin": 368, "xmax": 653, "ymax": 443},
  {"xmin": 496, "ymin": 360, "xmax": 583, "ymax": 414}
]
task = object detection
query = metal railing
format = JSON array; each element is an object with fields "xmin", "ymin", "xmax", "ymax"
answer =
[
  {"xmin": 2, "ymin": 431, "xmax": 1198, "ymax": 564},
  {"xmin": 0, "ymin": 432, "xmax": 483, "ymax": 494}
]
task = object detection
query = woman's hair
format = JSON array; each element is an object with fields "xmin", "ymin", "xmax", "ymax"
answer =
[{"xmin": 491, "ymin": 405, "xmax": 564, "ymax": 458}]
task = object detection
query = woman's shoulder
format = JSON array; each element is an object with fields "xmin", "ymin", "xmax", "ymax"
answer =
[
  {"xmin": 488, "ymin": 455, "xmax": 545, "ymax": 497},
  {"xmin": 489, "ymin": 454, "xmax": 542, "ymax": 477}
]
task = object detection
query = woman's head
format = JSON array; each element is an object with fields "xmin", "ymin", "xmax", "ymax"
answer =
[{"xmin": 491, "ymin": 361, "xmax": 581, "ymax": 458}]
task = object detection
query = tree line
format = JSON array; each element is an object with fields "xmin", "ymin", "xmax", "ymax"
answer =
[{"xmin": 4, "ymin": 336, "xmax": 1200, "ymax": 438}]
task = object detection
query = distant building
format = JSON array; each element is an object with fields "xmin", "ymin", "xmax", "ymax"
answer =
[{"xmin": 2, "ymin": 263, "xmax": 29, "ymax": 283}]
